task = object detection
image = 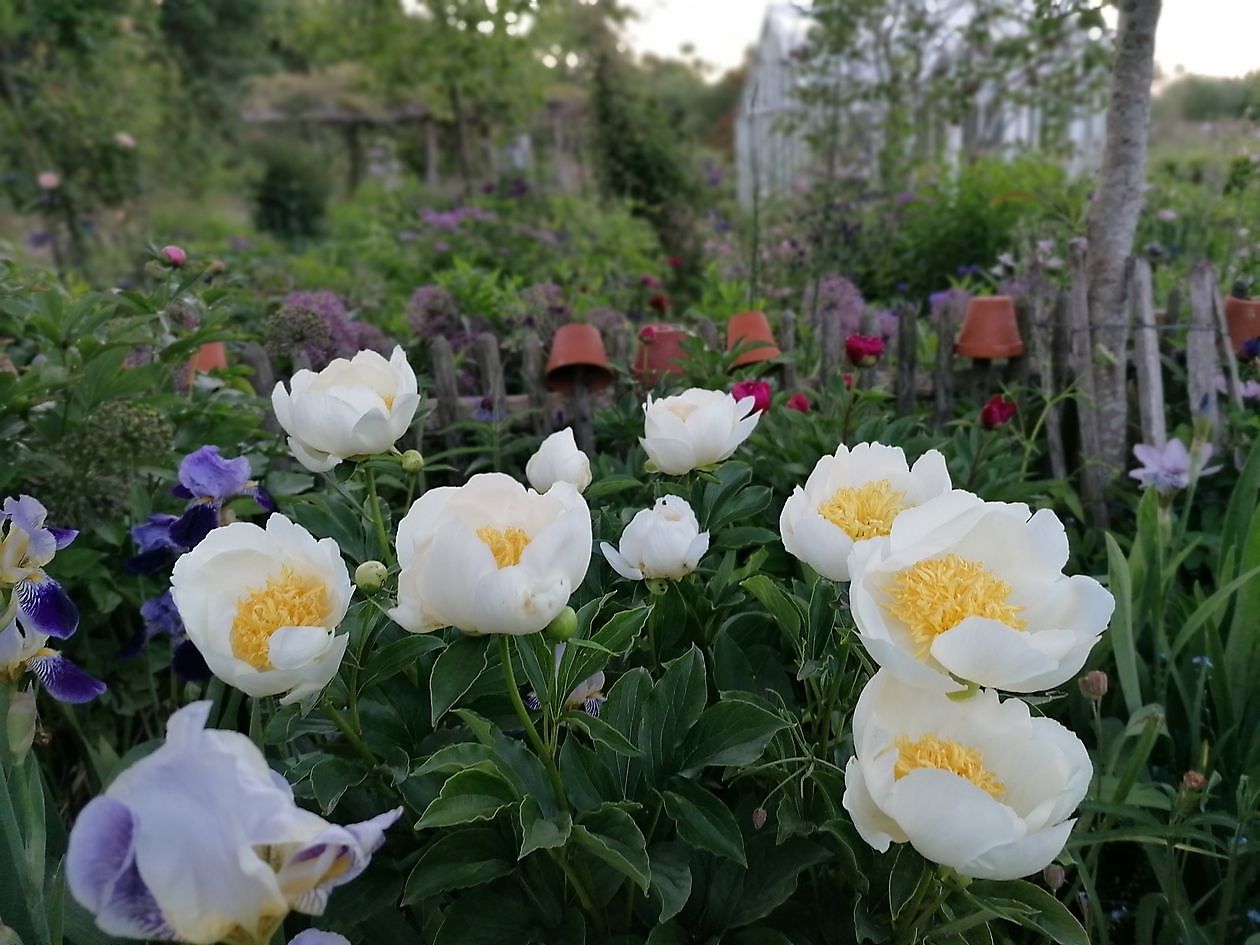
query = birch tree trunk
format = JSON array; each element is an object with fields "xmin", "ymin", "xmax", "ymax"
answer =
[{"xmin": 1085, "ymin": 0, "xmax": 1162, "ymax": 478}]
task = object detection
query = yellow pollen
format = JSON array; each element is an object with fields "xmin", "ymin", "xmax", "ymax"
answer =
[
  {"xmin": 381, "ymin": 392, "xmax": 395, "ymax": 410},
  {"xmin": 818, "ymin": 479, "xmax": 909, "ymax": 541},
  {"xmin": 231, "ymin": 567, "xmax": 331, "ymax": 670},
  {"xmin": 895, "ymin": 734, "xmax": 1005, "ymax": 798},
  {"xmin": 476, "ymin": 526, "xmax": 531, "ymax": 568},
  {"xmin": 887, "ymin": 554, "xmax": 1026, "ymax": 657}
]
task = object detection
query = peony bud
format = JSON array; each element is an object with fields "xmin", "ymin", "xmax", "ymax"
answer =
[
  {"xmin": 401, "ymin": 449, "xmax": 425, "ymax": 474},
  {"xmin": 844, "ymin": 334, "xmax": 884, "ymax": 367},
  {"xmin": 37, "ymin": 170, "xmax": 61, "ymax": 190},
  {"xmin": 751, "ymin": 807, "xmax": 768, "ymax": 830},
  {"xmin": 785, "ymin": 392, "xmax": 810, "ymax": 413},
  {"xmin": 980, "ymin": 394, "xmax": 1018, "ymax": 430},
  {"xmin": 1078, "ymin": 670, "xmax": 1108, "ymax": 702},
  {"xmin": 1043, "ymin": 864, "xmax": 1066, "ymax": 891},
  {"xmin": 1180, "ymin": 770, "xmax": 1207, "ymax": 793},
  {"xmin": 354, "ymin": 560, "xmax": 388, "ymax": 593},
  {"xmin": 6, "ymin": 689, "xmax": 37, "ymax": 764},
  {"xmin": 161, "ymin": 245, "xmax": 187, "ymax": 268},
  {"xmin": 731, "ymin": 379, "xmax": 772, "ymax": 414},
  {"xmin": 545, "ymin": 606, "xmax": 578, "ymax": 643}
]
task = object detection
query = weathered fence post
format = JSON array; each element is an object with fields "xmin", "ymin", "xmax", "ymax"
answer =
[
  {"xmin": 1212, "ymin": 282, "xmax": 1245, "ymax": 410},
  {"xmin": 896, "ymin": 302, "xmax": 917, "ymax": 417},
  {"xmin": 1130, "ymin": 257, "xmax": 1166, "ymax": 448},
  {"xmin": 694, "ymin": 316, "xmax": 720, "ymax": 352},
  {"xmin": 474, "ymin": 332, "xmax": 507, "ymax": 421},
  {"xmin": 1011, "ymin": 293, "xmax": 1034, "ymax": 388},
  {"xmin": 781, "ymin": 309, "xmax": 799, "ymax": 391},
  {"xmin": 1068, "ymin": 242, "xmax": 1108, "ymax": 528},
  {"xmin": 1029, "ymin": 278, "xmax": 1068, "ymax": 483},
  {"xmin": 521, "ymin": 331, "xmax": 548, "ymax": 436},
  {"xmin": 1187, "ymin": 261, "xmax": 1221, "ymax": 437},
  {"xmin": 858, "ymin": 309, "xmax": 879, "ymax": 389},
  {"xmin": 933, "ymin": 297, "xmax": 958, "ymax": 430},
  {"xmin": 568, "ymin": 373, "xmax": 595, "ymax": 456},
  {"xmin": 429, "ymin": 336, "xmax": 461, "ymax": 448},
  {"xmin": 238, "ymin": 342, "xmax": 280, "ymax": 434}
]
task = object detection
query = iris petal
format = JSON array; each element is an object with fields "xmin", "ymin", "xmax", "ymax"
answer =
[
  {"xmin": 16, "ymin": 574, "xmax": 79, "ymax": 639},
  {"xmin": 169, "ymin": 503, "xmax": 219, "ymax": 549},
  {"xmin": 178, "ymin": 446, "xmax": 252, "ymax": 503},
  {"xmin": 27, "ymin": 651, "xmax": 106, "ymax": 703}
]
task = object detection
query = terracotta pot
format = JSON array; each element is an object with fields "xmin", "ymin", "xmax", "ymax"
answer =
[
  {"xmin": 1225, "ymin": 295, "xmax": 1260, "ymax": 353},
  {"xmin": 726, "ymin": 310, "xmax": 781, "ymax": 368},
  {"xmin": 545, "ymin": 323, "xmax": 613, "ymax": 394},
  {"xmin": 188, "ymin": 342, "xmax": 228, "ymax": 375},
  {"xmin": 955, "ymin": 296, "xmax": 1024, "ymax": 359},
  {"xmin": 632, "ymin": 323, "xmax": 692, "ymax": 386}
]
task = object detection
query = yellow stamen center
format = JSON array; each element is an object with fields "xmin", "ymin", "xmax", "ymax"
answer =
[
  {"xmin": 818, "ymin": 479, "xmax": 908, "ymax": 541},
  {"xmin": 476, "ymin": 526, "xmax": 531, "ymax": 568},
  {"xmin": 887, "ymin": 554, "xmax": 1026, "ymax": 657},
  {"xmin": 231, "ymin": 566, "xmax": 331, "ymax": 670},
  {"xmin": 382, "ymin": 393, "xmax": 395, "ymax": 410},
  {"xmin": 895, "ymin": 734, "xmax": 1005, "ymax": 798}
]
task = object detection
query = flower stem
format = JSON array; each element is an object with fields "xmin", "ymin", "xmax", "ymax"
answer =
[
  {"xmin": 499, "ymin": 635, "xmax": 568, "ymax": 807},
  {"xmin": 323, "ymin": 700, "xmax": 379, "ymax": 768},
  {"xmin": 363, "ymin": 463, "xmax": 395, "ymax": 567}
]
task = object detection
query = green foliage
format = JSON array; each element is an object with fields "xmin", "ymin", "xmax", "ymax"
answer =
[{"xmin": 251, "ymin": 142, "xmax": 334, "ymax": 242}]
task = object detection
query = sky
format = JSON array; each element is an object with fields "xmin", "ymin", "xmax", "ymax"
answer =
[{"xmin": 622, "ymin": 0, "xmax": 1260, "ymax": 80}]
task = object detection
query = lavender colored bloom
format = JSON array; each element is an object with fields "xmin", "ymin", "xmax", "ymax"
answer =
[
  {"xmin": 434, "ymin": 240, "xmax": 452, "ymax": 253},
  {"xmin": 0, "ymin": 495, "xmax": 79, "ymax": 640},
  {"xmin": 1129, "ymin": 439, "xmax": 1222, "ymax": 493},
  {"xmin": 472, "ymin": 395, "xmax": 502, "ymax": 423},
  {"xmin": 1, "ymin": 616, "xmax": 104, "ymax": 703},
  {"xmin": 1214, "ymin": 375, "xmax": 1260, "ymax": 399},
  {"xmin": 291, "ymin": 934, "xmax": 350, "ymax": 945},
  {"xmin": 174, "ymin": 446, "xmax": 251, "ymax": 504},
  {"xmin": 518, "ymin": 282, "xmax": 571, "ymax": 338},
  {"xmin": 803, "ymin": 275, "xmax": 866, "ymax": 340},
  {"xmin": 280, "ymin": 291, "xmax": 357, "ymax": 358}
]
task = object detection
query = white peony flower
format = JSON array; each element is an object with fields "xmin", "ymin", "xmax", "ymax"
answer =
[
  {"xmin": 848, "ymin": 491, "xmax": 1114, "ymax": 693},
  {"xmin": 843, "ymin": 670, "xmax": 1091, "ymax": 880},
  {"xmin": 526, "ymin": 428, "xmax": 592, "ymax": 494},
  {"xmin": 170, "ymin": 515, "xmax": 352, "ymax": 704},
  {"xmin": 600, "ymin": 494, "xmax": 709, "ymax": 581},
  {"xmin": 640, "ymin": 388, "xmax": 760, "ymax": 476},
  {"xmin": 390, "ymin": 473, "xmax": 591, "ymax": 636},
  {"xmin": 66, "ymin": 701, "xmax": 399, "ymax": 944},
  {"xmin": 271, "ymin": 346, "xmax": 421, "ymax": 473},
  {"xmin": 779, "ymin": 443, "xmax": 951, "ymax": 581}
]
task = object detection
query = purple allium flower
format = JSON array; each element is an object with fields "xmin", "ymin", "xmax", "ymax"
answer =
[
  {"xmin": 1129, "ymin": 439, "xmax": 1222, "ymax": 493},
  {"xmin": 280, "ymin": 291, "xmax": 357, "ymax": 357},
  {"xmin": 518, "ymin": 283, "xmax": 571, "ymax": 338},
  {"xmin": 804, "ymin": 275, "xmax": 866, "ymax": 339}
]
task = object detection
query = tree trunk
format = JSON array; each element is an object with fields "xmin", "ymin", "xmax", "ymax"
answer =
[
  {"xmin": 448, "ymin": 79, "xmax": 475, "ymax": 193},
  {"xmin": 1084, "ymin": 0, "xmax": 1162, "ymax": 478}
]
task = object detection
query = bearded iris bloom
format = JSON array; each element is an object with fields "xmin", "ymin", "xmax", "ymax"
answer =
[
  {"xmin": 126, "ymin": 446, "xmax": 274, "ymax": 574},
  {"xmin": 1, "ymin": 494, "xmax": 79, "ymax": 639},
  {"xmin": 0, "ymin": 616, "xmax": 106, "ymax": 703}
]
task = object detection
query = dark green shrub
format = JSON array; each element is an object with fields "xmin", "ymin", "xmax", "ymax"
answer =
[{"xmin": 251, "ymin": 143, "xmax": 332, "ymax": 241}]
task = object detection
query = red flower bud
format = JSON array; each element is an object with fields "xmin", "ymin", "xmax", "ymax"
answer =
[
  {"xmin": 980, "ymin": 394, "xmax": 1018, "ymax": 429},
  {"xmin": 842, "ymin": 373, "xmax": 855, "ymax": 389},
  {"xmin": 844, "ymin": 334, "xmax": 884, "ymax": 367},
  {"xmin": 732, "ymin": 379, "xmax": 772, "ymax": 413},
  {"xmin": 751, "ymin": 807, "xmax": 768, "ymax": 830},
  {"xmin": 648, "ymin": 294, "xmax": 670, "ymax": 314},
  {"xmin": 160, "ymin": 244, "xmax": 186, "ymax": 268},
  {"xmin": 786, "ymin": 392, "xmax": 810, "ymax": 413},
  {"xmin": 667, "ymin": 255, "xmax": 686, "ymax": 268},
  {"xmin": 639, "ymin": 274, "xmax": 662, "ymax": 290},
  {"xmin": 1078, "ymin": 670, "xmax": 1108, "ymax": 702}
]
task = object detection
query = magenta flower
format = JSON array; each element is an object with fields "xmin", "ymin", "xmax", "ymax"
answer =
[{"xmin": 731, "ymin": 379, "xmax": 772, "ymax": 413}]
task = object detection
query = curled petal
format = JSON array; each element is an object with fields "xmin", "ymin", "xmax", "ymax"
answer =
[
  {"xmin": 17, "ymin": 574, "xmax": 79, "ymax": 639},
  {"xmin": 27, "ymin": 650, "xmax": 106, "ymax": 703},
  {"xmin": 178, "ymin": 446, "xmax": 252, "ymax": 503},
  {"xmin": 169, "ymin": 503, "xmax": 220, "ymax": 550}
]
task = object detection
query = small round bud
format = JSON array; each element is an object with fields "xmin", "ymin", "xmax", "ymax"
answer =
[
  {"xmin": 401, "ymin": 449, "xmax": 425, "ymax": 474},
  {"xmin": 1180, "ymin": 770, "xmax": 1207, "ymax": 793},
  {"xmin": 1078, "ymin": 670, "xmax": 1108, "ymax": 702},
  {"xmin": 160, "ymin": 244, "xmax": 187, "ymax": 267},
  {"xmin": 645, "ymin": 578, "xmax": 670, "ymax": 597},
  {"xmin": 545, "ymin": 606, "xmax": 578, "ymax": 642},
  {"xmin": 751, "ymin": 807, "xmax": 768, "ymax": 830},
  {"xmin": 207, "ymin": 258, "xmax": 227, "ymax": 275},
  {"xmin": 6, "ymin": 689, "xmax": 37, "ymax": 764},
  {"xmin": 1043, "ymin": 864, "xmax": 1066, "ymax": 891},
  {"xmin": 354, "ymin": 560, "xmax": 388, "ymax": 593}
]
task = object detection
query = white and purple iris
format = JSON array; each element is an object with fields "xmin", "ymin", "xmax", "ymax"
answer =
[
  {"xmin": 67, "ymin": 701, "xmax": 400, "ymax": 944},
  {"xmin": 126, "ymin": 446, "xmax": 274, "ymax": 575},
  {"xmin": 523, "ymin": 643, "xmax": 606, "ymax": 717},
  {"xmin": 1129, "ymin": 439, "xmax": 1222, "ymax": 494},
  {"xmin": 0, "ymin": 495, "xmax": 103, "ymax": 703}
]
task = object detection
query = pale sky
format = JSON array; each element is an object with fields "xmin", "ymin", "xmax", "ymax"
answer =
[{"xmin": 623, "ymin": 0, "xmax": 1260, "ymax": 79}]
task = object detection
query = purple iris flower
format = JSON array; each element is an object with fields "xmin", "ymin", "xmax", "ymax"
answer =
[
  {"xmin": 1129, "ymin": 438, "xmax": 1222, "ymax": 493},
  {"xmin": 290, "ymin": 934, "xmax": 350, "ymax": 945},
  {"xmin": 119, "ymin": 592, "xmax": 210, "ymax": 682},
  {"xmin": 125, "ymin": 446, "xmax": 273, "ymax": 574},
  {"xmin": 1, "ymin": 495, "xmax": 79, "ymax": 639},
  {"xmin": 1, "ymin": 615, "xmax": 105, "ymax": 704}
]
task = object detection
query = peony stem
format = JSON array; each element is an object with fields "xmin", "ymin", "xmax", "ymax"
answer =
[
  {"xmin": 363, "ymin": 463, "xmax": 395, "ymax": 567},
  {"xmin": 498, "ymin": 635, "xmax": 568, "ymax": 808}
]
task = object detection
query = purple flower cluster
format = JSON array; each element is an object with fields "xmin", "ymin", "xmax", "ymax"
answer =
[
  {"xmin": 518, "ymin": 282, "xmax": 570, "ymax": 337},
  {"xmin": 804, "ymin": 275, "xmax": 867, "ymax": 339},
  {"xmin": 266, "ymin": 291, "xmax": 391, "ymax": 368},
  {"xmin": 419, "ymin": 206, "xmax": 497, "ymax": 231}
]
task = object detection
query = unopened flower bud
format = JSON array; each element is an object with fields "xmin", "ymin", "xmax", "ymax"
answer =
[
  {"xmin": 401, "ymin": 449, "xmax": 425, "ymax": 474},
  {"xmin": 1043, "ymin": 864, "xmax": 1066, "ymax": 891},
  {"xmin": 1078, "ymin": 670, "xmax": 1108, "ymax": 702},
  {"xmin": 751, "ymin": 807, "xmax": 768, "ymax": 830},
  {"xmin": 160, "ymin": 244, "xmax": 186, "ymax": 268},
  {"xmin": 1181, "ymin": 770, "xmax": 1207, "ymax": 792},
  {"xmin": 645, "ymin": 578, "xmax": 670, "ymax": 597},
  {"xmin": 354, "ymin": 560, "xmax": 388, "ymax": 593},
  {"xmin": 6, "ymin": 689, "xmax": 37, "ymax": 764},
  {"xmin": 545, "ymin": 606, "xmax": 578, "ymax": 642},
  {"xmin": 207, "ymin": 258, "xmax": 227, "ymax": 275}
]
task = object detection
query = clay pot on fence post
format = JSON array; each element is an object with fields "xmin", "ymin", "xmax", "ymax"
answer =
[
  {"xmin": 726, "ymin": 310, "xmax": 781, "ymax": 370},
  {"xmin": 1224, "ymin": 294, "xmax": 1260, "ymax": 354},
  {"xmin": 185, "ymin": 342, "xmax": 228, "ymax": 386},
  {"xmin": 955, "ymin": 296, "xmax": 1024, "ymax": 397},
  {"xmin": 545, "ymin": 323, "xmax": 613, "ymax": 454},
  {"xmin": 632, "ymin": 323, "xmax": 692, "ymax": 387}
]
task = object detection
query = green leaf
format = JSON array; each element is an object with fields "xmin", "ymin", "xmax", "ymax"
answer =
[
  {"xmin": 519, "ymin": 796, "xmax": 573, "ymax": 858},
  {"xmin": 434, "ymin": 880, "xmax": 544, "ymax": 945},
  {"xmin": 309, "ymin": 757, "xmax": 369, "ymax": 815},
  {"xmin": 563, "ymin": 710, "xmax": 642, "ymax": 756},
  {"xmin": 967, "ymin": 880, "xmax": 1088, "ymax": 945},
  {"xmin": 680, "ymin": 697, "xmax": 789, "ymax": 774},
  {"xmin": 648, "ymin": 843, "xmax": 693, "ymax": 923},
  {"xmin": 571, "ymin": 804, "xmax": 651, "ymax": 891},
  {"xmin": 430, "ymin": 634, "xmax": 490, "ymax": 723},
  {"xmin": 639, "ymin": 647, "xmax": 709, "ymax": 786},
  {"xmin": 586, "ymin": 475, "xmax": 644, "ymax": 498},
  {"xmin": 741, "ymin": 575, "xmax": 804, "ymax": 641},
  {"xmin": 514, "ymin": 632, "xmax": 555, "ymax": 714},
  {"xmin": 403, "ymin": 826, "xmax": 515, "ymax": 903},
  {"xmin": 361, "ymin": 634, "xmax": 444, "ymax": 690},
  {"xmin": 416, "ymin": 765, "xmax": 520, "ymax": 829},
  {"xmin": 455, "ymin": 710, "xmax": 561, "ymax": 816},
  {"xmin": 414, "ymin": 742, "xmax": 497, "ymax": 778},
  {"xmin": 663, "ymin": 779, "xmax": 747, "ymax": 865},
  {"xmin": 558, "ymin": 604, "xmax": 651, "ymax": 701},
  {"xmin": 1105, "ymin": 533, "xmax": 1142, "ymax": 716}
]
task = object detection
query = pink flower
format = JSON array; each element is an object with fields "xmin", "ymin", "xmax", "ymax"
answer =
[
  {"xmin": 160, "ymin": 245, "xmax": 186, "ymax": 268},
  {"xmin": 648, "ymin": 294, "xmax": 670, "ymax": 314},
  {"xmin": 732, "ymin": 379, "xmax": 772, "ymax": 413},
  {"xmin": 844, "ymin": 334, "xmax": 884, "ymax": 367},
  {"xmin": 37, "ymin": 171, "xmax": 61, "ymax": 190},
  {"xmin": 786, "ymin": 392, "xmax": 810, "ymax": 413},
  {"xmin": 113, "ymin": 131, "xmax": 136, "ymax": 150},
  {"xmin": 639, "ymin": 275, "xmax": 663, "ymax": 290},
  {"xmin": 980, "ymin": 394, "xmax": 1018, "ymax": 429}
]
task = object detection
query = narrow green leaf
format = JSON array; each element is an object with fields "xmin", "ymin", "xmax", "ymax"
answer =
[
  {"xmin": 563, "ymin": 710, "xmax": 642, "ymax": 756},
  {"xmin": 403, "ymin": 826, "xmax": 515, "ymax": 903},
  {"xmin": 310, "ymin": 757, "xmax": 369, "ymax": 815},
  {"xmin": 663, "ymin": 779, "xmax": 747, "ymax": 865},
  {"xmin": 417, "ymin": 765, "xmax": 520, "ymax": 829},
  {"xmin": 519, "ymin": 796, "xmax": 573, "ymax": 858},
  {"xmin": 648, "ymin": 842, "xmax": 693, "ymax": 923},
  {"xmin": 680, "ymin": 697, "xmax": 789, "ymax": 774},
  {"xmin": 571, "ymin": 804, "xmax": 651, "ymax": 891},
  {"xmin": 361, "ymin": 634, "xmax": 444, "ymax": 690},
  {"xmin": 1105, "ymin": 533, "xmax": 1142, "ymax": 716},
  {"xmin": 967, "ymin": 880, "xmax": 1088, "ymax": 945},
  {"xmin": 429, "ymin": 634, "xmax": 490, "ymax": 723}
]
